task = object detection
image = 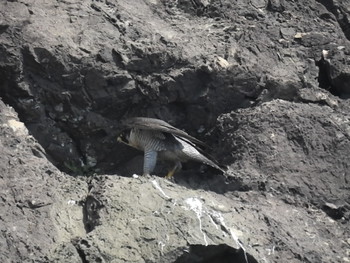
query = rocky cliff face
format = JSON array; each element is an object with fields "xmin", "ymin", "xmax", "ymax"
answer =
[{"xmin": 0, "ymin": 0, "xmax": 349, "ymax": 262}]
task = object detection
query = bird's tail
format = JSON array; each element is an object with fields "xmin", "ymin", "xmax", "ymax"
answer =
[
  {"xmin": 201, "ymin": 155, "xmax": 226, "ymax": 173},
  {"xmin": 177, "ymin": 136, "xmax": 226, "ymax": 173}
]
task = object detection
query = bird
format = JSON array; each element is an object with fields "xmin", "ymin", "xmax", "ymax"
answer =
[{"xmin": 117, "ymin": 117, "xmax": 224, "ymax": 178}]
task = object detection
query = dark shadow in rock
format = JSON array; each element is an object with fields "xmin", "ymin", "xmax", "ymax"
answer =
[
  {"xmin": 172, "ymin": 164, "xmax": 250, "ymax": 194},
  {"xmin": 82, "ymin": 195, "xmax": 103, "ymax": 233},
  {"xmin": 316, "ymin": 49, "xmax": 350, "ymax": 98},
  {"xmin": 71, "ymin": 238, "xmax": 104, "ymax": 263},
  {"xmin": 316, "ymin": 54, "xmax": 335, "ymax": 95},
  {"xmin": 322, "ymin": 203, "xmax": 348, "ymax": 221},
  {"xmin": 174, "ymin": 244, "xmax": 258, "ymax": 263},
  {"xmin": 116, "ymin": 156, "xmax": 248, "ymax": 194},
  {"xmin": 115, "ymin": 150, "xmax": 249, "ymax": 194}
]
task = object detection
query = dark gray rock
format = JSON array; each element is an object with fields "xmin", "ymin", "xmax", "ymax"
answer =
[
  {"xmin": 0, "ymin": 101, "xmax": 88, "ymax": 263},
  {"xmin": 0, "ymin": 0, "xmax": 350, "ymax": 262},
  {"xmin": 217, "ymin": 99, "xmax": 350, "ymax": 206},
  {"xmin": 1, "ymin": 0, "xmax": 349, "ymax": 173}
]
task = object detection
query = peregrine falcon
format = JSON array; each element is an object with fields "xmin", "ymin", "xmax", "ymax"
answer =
[{"xmin": 117, "ymin": 117, "xmax": 224, "ymax": 178}]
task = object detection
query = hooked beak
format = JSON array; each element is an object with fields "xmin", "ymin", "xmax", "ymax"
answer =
[{"xmin": 117, "ymin": 135, "xmax": 129, "ymax": 146}]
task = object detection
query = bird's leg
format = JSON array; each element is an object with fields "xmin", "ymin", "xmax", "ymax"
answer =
[
  {"xmin": 143, "ymin": 149, "xmax": 158, "ymax": 176},
  {"xmin": 166, "ymin": 161, "xmax": 182, "ymax": 179}
]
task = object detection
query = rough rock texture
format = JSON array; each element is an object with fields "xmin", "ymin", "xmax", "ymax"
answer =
[
  {"xmin": 218, "ymin": 99, "xmax": 350, "ymax": 205},
  {"xmin": 0, "ymin": 0, "xmax": 350, "ymax": 262},
  {"xmin": 0, "ymin": 101, "xmax": 88, "ymax": 263}
]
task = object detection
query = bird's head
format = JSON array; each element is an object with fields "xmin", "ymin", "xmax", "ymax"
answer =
[{"xmin": 117, "ymin": 130, "xmax": 130, "ymax": 145}]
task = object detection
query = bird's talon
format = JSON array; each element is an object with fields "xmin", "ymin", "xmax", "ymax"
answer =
[{"xmin": 165, "ymin": 171, "xmax": 175, "ymax": 180}]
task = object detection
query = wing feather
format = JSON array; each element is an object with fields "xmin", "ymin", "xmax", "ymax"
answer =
[{"xmin": 122, "ymin": 117, "xmax": 207, "ymax": 147}]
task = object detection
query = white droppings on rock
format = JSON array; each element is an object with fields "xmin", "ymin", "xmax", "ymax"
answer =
[
  {"xmin": 67, "ymin": 200, "xmax": 76, "ymax": 205},
  {"xmin": 184, "ymin": 197, "xmax": 208, "ymax": 246},
  {"xmin": 158, "ymin": 241, "xmax": 166, "ymax": 254},
  {"xmin": 230, "ymin": 229, "xmax": 248, "ymax": 263},
  {"xmin": 151, "ymin": 179, "xmax": 170, "ymax": 199}
]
